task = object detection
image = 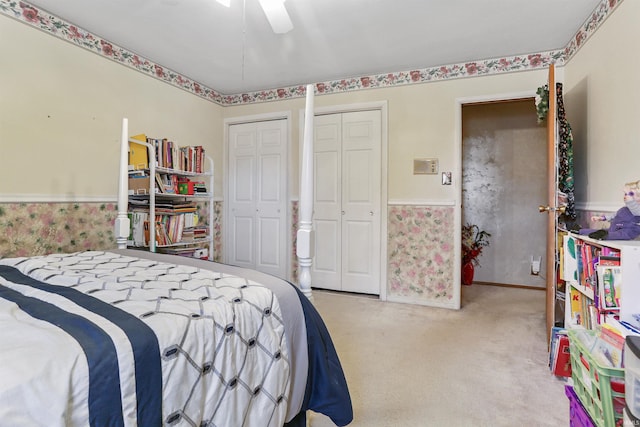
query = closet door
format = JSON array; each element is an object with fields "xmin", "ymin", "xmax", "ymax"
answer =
[
  {"xmin": 312, "ymin": 110, "xmax": 381, "ymax": 294},
  {"xmin": 228, "ymin": 120, "xmax": 288, "ymax": 279},
  {"xmin": 228, "ymin": 124, "xmax": 257, "ymax": 268},
  {"xmin": 256, "ymin": 124, "xmax": 287, "ymax": 277},
  {"xmin": 312, "ymin": 114, "xmax": 342, "ymax": 291},
  {"xmin": 341, "ymin": 111, "xmax": 381, "ymax": 294}
]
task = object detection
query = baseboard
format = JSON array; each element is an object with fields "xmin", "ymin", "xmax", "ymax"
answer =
[{"xmin": 471, "ymin": 281, "xmax": 545, "ymax": 291}]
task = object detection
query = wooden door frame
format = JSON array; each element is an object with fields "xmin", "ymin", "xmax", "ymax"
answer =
[
  {"xmin": 223, "ymin": 112, "xmax": 292, "ymax": 279},
  {"xmin": 545, "ymin": 64, "xmax": 557, "ymax": 343},
  {"xmin": 299, "ymin": 101, "xmax": 389, "ymax": 300},
  {"xmin": 455, "ymin": 91, "xmax": 538, "ymax": 310}
]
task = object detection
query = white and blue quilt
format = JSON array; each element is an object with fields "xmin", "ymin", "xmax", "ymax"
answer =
[{"xmin": 0, "ymin": 250, "xmax": 352, "ymax": 427}]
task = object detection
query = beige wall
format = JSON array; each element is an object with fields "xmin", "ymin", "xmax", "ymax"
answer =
[
  {"xmin": 564, "ymin": 0, "xmax": 640, "ymax": 210},
  {"xmin": 0, "ymin": 14, "xmax": 224, "ymax": 199},
  {"xmin": 2, "ymin": 2, "xmax": 634, "ymax": 208},
  {"xmin": 1, "ymin": 0, "xmax": 633, "ymax": 300},
  {"xmin": 224, "ymin": 70, "xmax": 548, "ymax": 202}
]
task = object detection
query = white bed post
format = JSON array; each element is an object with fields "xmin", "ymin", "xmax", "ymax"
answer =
[
  {"xmin": 297, "ymin": 84, "xmax": 315, "ymax": 301},
  {"xmin": 115, "ymin": 118, "xmax": 131, "ymax": 249}
]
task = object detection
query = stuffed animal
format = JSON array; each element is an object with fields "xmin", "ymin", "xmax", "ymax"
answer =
[
  {"xmin": 580, "ymin": 181, "xmax": 640, "ymax": 240},
  {"xmin": 624, "ymin": 180, "xmax": 640, "ymax": 216}
]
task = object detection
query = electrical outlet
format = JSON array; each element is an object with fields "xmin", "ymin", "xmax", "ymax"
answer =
[{"xmin": 530, "ymin": 256, "xmax": 541, "ymax": 275}]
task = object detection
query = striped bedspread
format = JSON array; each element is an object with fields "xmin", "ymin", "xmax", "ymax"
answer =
[{"xmin": 0, "ymin": 251, "xmax": 293, "ymax": 427}]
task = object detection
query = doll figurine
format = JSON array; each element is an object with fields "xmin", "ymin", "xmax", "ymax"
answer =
[{"xmin": 581, "ymin": 181, "xmax": 640, "ymax": 240}]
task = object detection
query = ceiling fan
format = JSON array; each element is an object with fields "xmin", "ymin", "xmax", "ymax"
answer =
[{"xmin": 216, "ymin": 0, "xmax": 293, "ymax": 34}]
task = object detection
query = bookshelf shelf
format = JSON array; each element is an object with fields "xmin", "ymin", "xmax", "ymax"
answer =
[
  {"xmin": 562, "ymin": 232, "xmax": 640, "ymax": 334},
  {"xmin": 123, "ymin": 125, "xmax": 214, "ymax": 261}
]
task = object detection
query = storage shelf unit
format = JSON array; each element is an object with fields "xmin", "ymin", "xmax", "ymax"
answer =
[
  {"xmin": 557, "ymin": 233, "xmax": 640, "ymax": 426},
  {"xmin": 563, "ymin": 232, "xmax": 640, "ymax": 332},
  {"xmin": 125, "ymin": 130, "xmax": 214, "ymax": 261}
]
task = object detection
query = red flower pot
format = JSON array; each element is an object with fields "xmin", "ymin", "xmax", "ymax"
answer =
[{"xmin": 462, "ymin": 260, "xmax": 475, "ymax": 286}]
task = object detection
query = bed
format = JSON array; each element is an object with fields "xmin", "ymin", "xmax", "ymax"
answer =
[
  {"xmin": 0, "ymin": 249, "xmax": 352, "ymax": 426},
  {"xmin": 0, "ymin": 85, "xmax": 345, "ymax": 426}
]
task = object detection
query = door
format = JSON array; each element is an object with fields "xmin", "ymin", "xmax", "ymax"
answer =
[
  {"xmin": 227, "ymin": 119, "xmax": 288, "ymax": 279},
  {"xmin": 312, "ymin": 110, "xmax": 381, "ymax": 294}
]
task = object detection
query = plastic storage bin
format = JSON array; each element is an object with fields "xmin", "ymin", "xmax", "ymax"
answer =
[
  {"xmin": 568, "ymin": 329, "xmax": 625, "ymax": 427},
  {"xmin": 566, "ymin": 385, "xmax": 596, "ymax": 427}
]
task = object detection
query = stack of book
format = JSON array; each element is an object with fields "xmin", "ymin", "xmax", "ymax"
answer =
[{"xmin": 564, "ymin": 234, "xmax": 622, "ymax": 329}]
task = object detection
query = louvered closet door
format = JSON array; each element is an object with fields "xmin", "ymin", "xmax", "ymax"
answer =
[
  {"xmin": 312, "ymin": 110, "xmax": 381, "ymax": 294},
  {"xmin": 228, "ymin": 120, "xmax": 287, "ymax": 279}
]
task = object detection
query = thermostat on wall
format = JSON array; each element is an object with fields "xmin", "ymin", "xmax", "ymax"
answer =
[{"xmin": 413, "ymin": 158, "xmax": 438, "ymax": 175}]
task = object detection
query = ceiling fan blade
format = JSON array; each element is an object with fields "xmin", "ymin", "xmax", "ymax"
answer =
[{"xmin": 258, "ymin": 0, "xmax": 293, "ymax": 34}]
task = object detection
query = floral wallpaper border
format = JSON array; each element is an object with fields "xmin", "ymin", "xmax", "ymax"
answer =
[{"xmin": 0, "ymin": 0, "xmax": 623, "ymax": 106}]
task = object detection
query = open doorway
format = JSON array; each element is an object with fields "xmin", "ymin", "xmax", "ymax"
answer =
[{"xmin": 462, "ymin": 99, "xmax": 547, "ymax": 288}]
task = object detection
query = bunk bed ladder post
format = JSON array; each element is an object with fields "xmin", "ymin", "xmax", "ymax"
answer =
[
  {"xmin": 297, "ymin": 84, "xmax": 315, "ymax": 301},
  {"xmin": 116, "ymin": 118, "xmax": 131, "ymax": 249}
]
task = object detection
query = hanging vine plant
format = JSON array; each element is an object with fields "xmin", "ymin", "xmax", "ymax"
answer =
[{"xmin": 535, "ymin": 84, "xmax": 549, "ymax": 123}]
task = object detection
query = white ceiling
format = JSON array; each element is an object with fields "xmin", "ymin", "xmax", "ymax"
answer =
[{"xmin": 25, "ymin": 0, "xmax": 603, "ymax": 95}]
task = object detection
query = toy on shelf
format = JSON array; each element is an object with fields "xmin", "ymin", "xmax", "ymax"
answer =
[{"xmin": 580, "ymin": 181, "xmax": 640, "ymax": 240}]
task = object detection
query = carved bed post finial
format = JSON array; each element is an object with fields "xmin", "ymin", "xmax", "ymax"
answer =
[
  {"xmin": 116, "ymin": 118, "xmax": 131, "ymax": 249},
  {"xmin": 297, "ymin": 84, "xmax": 315, "ymax": 301}
]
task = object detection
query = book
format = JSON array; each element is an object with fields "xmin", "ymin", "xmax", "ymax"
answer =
[
  {"xmin": 569, "ymin": 285, "xmax": 585, "ymax": 326},
  {"xmin": 549, "ymin": 326, "xmax": 564, "ymax": 369},
  {"xmin": 591, "ymin": 332, "xmax": 624, "ymax": 367},
  {"xmin": 597, "ymin": 265, "xmax": 622, "ymax": 310},
  {"xmin": 579, "ymin": 242, "xmax": 599, "ymax": 294},
  {"xmin": 598, "ymin": 255, "xmax": 621, "ymax": 266},
  {"xmin": 562, "ymin": 234, "xmax": 579, "ymax": 282},
  {"xmin": 130, "ymin": 211, "xmax": 148, "ymax": 247},
  {"xmin": 600, "ymin": 323, "xmax": 625, "ymax": 349},
  {"xmin": 550, "ymin": 329, "xmax": 571, "ymax": 377},
  {"xmin": 128, "ymin": 134, "xmax": 149, "ymax": 170},
  {"xmin": 153, "ymin": 173, "xmax": 162, "ymax": 194}
]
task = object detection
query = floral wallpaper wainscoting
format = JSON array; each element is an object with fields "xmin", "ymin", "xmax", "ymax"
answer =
[
  {"xmin": 202, "ymin": 200, "xmax": 223, "ymax": 263},
  {"xmin": 387, "ymin": 205, "xmax": 455, "ymax": 305},
  {"xmin": 290, "ymin": 200, "xmax": 299, "ymax": 282},
  {"xmin": 0, "ymin": 201, "xmax": 224, "ymax": 261},
  {"xmin": 212, "ymin": 200, "xmax": 223, "ymax": 262},
  {"xmin": 0, "ymin": 202, "xmax": 118, "ymax": 257}
]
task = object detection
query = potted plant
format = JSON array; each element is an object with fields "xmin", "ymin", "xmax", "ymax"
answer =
[{"xmin": 461, "ymin": 223, "xmax": 491, "ymax": 285}]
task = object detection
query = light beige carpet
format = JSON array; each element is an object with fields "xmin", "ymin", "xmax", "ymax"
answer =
[{"xmin": 307, "ymin": 284, "xmax": 568, "ymax": 427}]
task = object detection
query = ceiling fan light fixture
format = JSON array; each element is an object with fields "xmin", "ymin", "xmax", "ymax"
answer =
[{"xmin": 258, "ymin": 0, "xmax": 293, "ymax": 34}]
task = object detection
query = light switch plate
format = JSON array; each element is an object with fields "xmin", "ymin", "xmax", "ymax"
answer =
[{"xmin": 442, "ymin": 172, "xmax": 452, "ymax": 185}]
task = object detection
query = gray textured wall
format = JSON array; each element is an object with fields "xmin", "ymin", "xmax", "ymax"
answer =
[{"xmin": 462, "ymin": 99, "xmax": 547, "ymax": 287}]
